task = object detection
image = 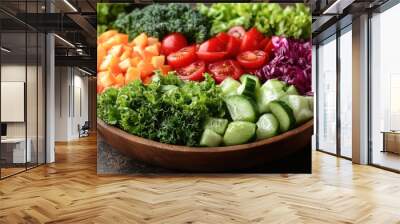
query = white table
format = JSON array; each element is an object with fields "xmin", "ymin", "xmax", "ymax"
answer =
[{"xmin": 1, "ymin": 138, "xmax": 31, "ymax": 163}]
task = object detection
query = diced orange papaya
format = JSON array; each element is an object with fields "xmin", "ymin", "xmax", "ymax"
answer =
[
  {"xmin": 142, "ymin": 50, "xmax": 157, "ymax": 63},
  {"xmin": 98, "ymin": 30, "xmax": 118, "ymax": 44},
  {"xmin": 114, "ymin": 74, "xmax": 125, "ymax": 88},
  {"xmin": 133, "ymin": 46, "xmax": 145, "ymax": 58},
  {"xmin": 97, "ymin": 84, "xmax": 105, "ymax": 94},
  {"xmin": 108, "ymin": 44, "xmax": 123, "ymax": 57},
  {"xmin": 159, "ymin": 65, "xmax": 171, "ymax": 75},
  {"xmin": 151, "ymin": 56, "xmax": 165, "ymax": 69},
  {"xmin": 147, "ymin": 37, "xmax": 159, "ymax": 46},
  {"xmin": 133, "ymin": 33, "xmax": 148, "ymax": 48},
  {"xmin": 145, "ymin": 44, "xmax": 159, "ymax": 56},
  {"xmin": 99, "ymin": 54, "xmax": 119, "ymax": 72},
  {"xmin": 125, "ymin": 67, "xmax": 141, "ymax": 84},
  {"xmin": 137, "ymin": 61, "xmax": 155, "ymax": 78},
  {"xmin": 118, "ymin": 58, "xmax": 131, "ymax": 72},
  {"xmin": 131, "ymin": 57, "xmax": 141, "ymax": 67},
  {"xmin": 97, "ymin": 45, "xmax": 107, "ymax": 71}
]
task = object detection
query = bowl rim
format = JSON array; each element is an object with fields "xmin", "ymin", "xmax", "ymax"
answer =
[{"xmin": 97, "ymin": 118, "xmax": 314, "ymax": 153}]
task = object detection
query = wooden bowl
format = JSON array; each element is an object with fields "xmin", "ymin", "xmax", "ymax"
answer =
[{"xmin": 97, "ymin": 119, "xmax": 313, "ymax": 172}]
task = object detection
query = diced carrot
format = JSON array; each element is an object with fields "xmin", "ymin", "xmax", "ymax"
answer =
[
  {"xmin": 137, "ymin": 61, "xmax": 155, "ymax": 78},
  {"xmin": 98, "ymin": 30, "xmax": 118, "ymax": 44},
  {"xmin": 97, "ymin": 45, "xmax": 107, "ymax": 71},
  {"xmin": 159, "ymin": 65, "xmax": 171, "ymax": 75},
  {"xmin": 99, "ymin": 54, "xmax": 119, "ymax": 72},
  {"xmin": 133, "ymin": 46, "xmax": 145, "ymax": 58},
  {"xmin": 120, "ymin": 46, "xmax": 132, "ymax": 61},
  {"xmin": 133, "ymin": 33, "xmax": 148, "ymax": 48},
  {"xmin": 97, "ymin": 84, "xmax": 105, "ymax": 94},
  {"xmin": 108, "ymin": 44, "xmax": 123, "ymax": 57},
  {"xmin": 145, "ymin": 44, "xmax": 159, "ymax": 56},
  {"xmin": 125, "ymin": 67, "xmax": 141, "ymax": 84},
  {"xmin": 147, "ymin": 37, "xmax": 159, "ymax": 45},
  {"xmin": 131, "ymin": 57, "xmax": 141, "ymax": 67},
  {"xmin": 142, "ymin": 50, "xmax": 157, "ymax": 63},
  {"xmin": 99, "ymin": 70, "xmax": 115, "ymax": 87},
  {"xmin": 118, "ymin": 58, "xmax": 131, "ymax": 72},
  {"xmin": 151, "ymin": 55, "xmax": 165, "ymax": 69},
  {"xmin": 103, "ymin": 34, "xmax": 128, "ymax": 50},
  {"xmin": 114, "ymin": 74, "xmax": 125, "ymax": 88}
]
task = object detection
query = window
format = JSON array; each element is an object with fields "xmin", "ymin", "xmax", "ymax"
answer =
[{"xmin": 317, "ymin": 35, "xmax": 337, "ymax": 154}]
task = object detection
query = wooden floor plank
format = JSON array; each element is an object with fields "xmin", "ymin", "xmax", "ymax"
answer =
[{"xmin": 0, "ymin": 135, "xmax": 399, "ymax": 223}]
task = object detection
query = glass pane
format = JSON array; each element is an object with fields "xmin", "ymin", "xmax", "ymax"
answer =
[
  {"xmin": 339, "ymin": 28, "xmax": 352, "ymax": 158},
  {"xmin": 317, "ymin": 36, "xmax": 337, "ymax": 154},
  {"xmin": 371, "ymin": 4, "xmax": 400, "ymax": 171},
  {"xmin": 1, "ymin": 30, "xmax": 27, "ymax": 177}
]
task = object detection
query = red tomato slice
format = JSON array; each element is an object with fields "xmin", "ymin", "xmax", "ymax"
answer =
[
  {"xmin": 226, "ymin": 36, "xmax": 241, "ymax": 57},
  {"xmin": 259, "ymin": 37, "xmax": 270, "ymax": 50},
  {"xmin": 161, "ymin": 33, "xmax": 188, "ymax": 55},
  {"xmin": 167, "ymin": 46, "xmax": 197, "ymax": 68},
  {"xmin": 228, "ymin": 26, "xmax": 246, "ymax": 39},
  {"xmin": 208, "ymin": 60, "xmax": 243, "ymax": 83},
  {"xmin": 198, "ymin": 37, "xmax": 225, "ymax": 52},
  {"xmin": 240, "ymin": 27, "xmax": 264, "ymax": 52},
  {"xmin": 237, "ymin": 50, "xmax": 268, "ymax": 69},
  {"xmin": 177, "ymin": 61, "xmax": 206, "ymax": 81},
  {"xmin": 216, "ymin": 32, "xmax": 230, "ymax": 43},
  {"xmin": 264, "ymin": 39, "xmax": 274, "ymax": 56},
  {"xmin": 196, "ymin": 51, "xmax": 227, "ymax": 62}
]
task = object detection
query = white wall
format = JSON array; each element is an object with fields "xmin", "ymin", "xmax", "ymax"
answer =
[{"xmin": 54, "ymin": 67, "xmax": 89, "ymax": 141}]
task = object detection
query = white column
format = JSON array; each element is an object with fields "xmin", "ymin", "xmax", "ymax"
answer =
[{"xmin": 352, "ymin": 14, "xmax": 369, "ymax": 164}]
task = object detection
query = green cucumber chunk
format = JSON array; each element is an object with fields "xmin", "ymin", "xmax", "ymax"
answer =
[
  {"xmin": 204, "ymin": 117, "xmax": 229, "ymax": 135},
  {"xmin": 237, "ymin": 77, "xmax": 257, "ymax": 98},
  {"xmin": 269, "ymin": 100, "xmax": 296, "ymax": 132},
  {"xmin": 285, "ymin": 85, "xmax": 299, "ymax": 95},
  {"xmin": 256, "ymin": 113, "xmax": 279, "ymax": 140},
  {"xmin": 220, "ymin": 77, "xmax": 241, "ymax": 96},
  {"xmin": 240, "ymin": 74, "xmax": 261, "ymax": 89},
  {"xmin": 225, "ymin": 95, "xmax": 257, "ymax": 122},
  {"xmin": 283, "ymin": 95, "xmax": 314, "ymax": 125},
  {"xmin": 262, "ymin": 79, "xmax": 287, "ymax": 91},
  {"xmin": 223, "ymin": 121, "xmax": 256, "ymax": 146},
  {"xmin": 256, "ymin": 86, "xmax": 286, "ymax": 114},
  {"xmin": 200, "ymin": 129, "xmax": 222, "ymax": 147}
]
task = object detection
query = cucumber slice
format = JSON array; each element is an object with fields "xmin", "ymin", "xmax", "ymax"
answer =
[
  {"xmin": 200, "ymin": 129, "xmax": 222, "ymax": 147},
  {"xmin": 220, "ymin": 77, "xmax": 241, "ymax": 96},
  {"xmin": 237, "ymin": 77, "xmax": 257, "ymax": 98},
  {"xmin": 204, "ymin": 117, "xmax": 229, "ymax": 135},
  {"xmin": 256, "ymin": 86, "xmax": 286, "ymax": 113},
  {"xmin": 306, "ymin": 96, "xmax": 314, "ymax": 111},
  {"xmin": 225, "ymin": 95, "xmax": 257, "ymax": 122},
  {"xmin": 284, "ymin": 95, "xmax": 313, "ymax": 125},
  {"xmin": 223, "ymin": 121, "xmax": 256, "ymax": 146},
  {"xmin": 285, "ymin": 85, "xmax": 299, "ymax": 95},
  {"xmin": 262, "ymin": 79, "xmax": 287, "ymax": 91},
  {"xmin": 256, "ymin": 113, "xmax": 279, "ymax": 140},
  {"xmin": 269, "ymin": 100, "xmax": 296, "ymax": 132},
  {"xmin": 240, "ymin": 74, "xmax": 261, "ymax": 89}
]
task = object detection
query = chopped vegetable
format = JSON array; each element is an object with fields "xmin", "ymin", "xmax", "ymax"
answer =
[{"xmin": 113, "ymin": 3, "xmax": 211, "ymax": 43}]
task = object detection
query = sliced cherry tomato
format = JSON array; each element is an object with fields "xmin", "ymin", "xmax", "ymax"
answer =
[
  {"xmin": 161, "ymin": 33, "xmax": 188, "ymax": 55},
  {"xmin": 237, "ymin": 50, "xmax": 268, "ymax": 69},
  {"xmin": 177, "ymin": 61, "xmax": 206, "ymax": 81},
  {"xmin": 240, "ymin": 27, "xmax": 263, "ymax": 52},
  {"xmin": 196, "ymin": 51, "xmax": 227, "ymax": 62},
  {"xmin": 208, "ymin": 60, "xmax": 243, "ymax": 83},
  {"xmin": 198, "ymin": 37, "xmax": 225, "ymax": 52},
  {"xmin": 259, "ymin": 37, "xmax": 270, "ymax": 50},
  {"xmin": 216, "ymin": 32, "xmax": 230, "ymax": 43},
  {"xmin": 167, "ymin": 46, "xmax": 197, "ymax": 68},
  {"xmin": 264, "ymin": 39, "xmax": 274, "ymax": 56},
  {"xmin": 228, "ymin": 26, "xmax": 246, "ymax": 39},
  {"xmin": 226, "ymin": 36, "xmax": 241, "ymax": 57}
]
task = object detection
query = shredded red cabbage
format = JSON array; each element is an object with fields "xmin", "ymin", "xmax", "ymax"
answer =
[{"xmin": 256, "ymin": 36, "xmax": 312, "ymax": 95}]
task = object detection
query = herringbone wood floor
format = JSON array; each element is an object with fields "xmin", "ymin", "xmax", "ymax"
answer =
[{"xmin": 1, "ymin": 135, "xmax": 400, "ymax": 224}]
